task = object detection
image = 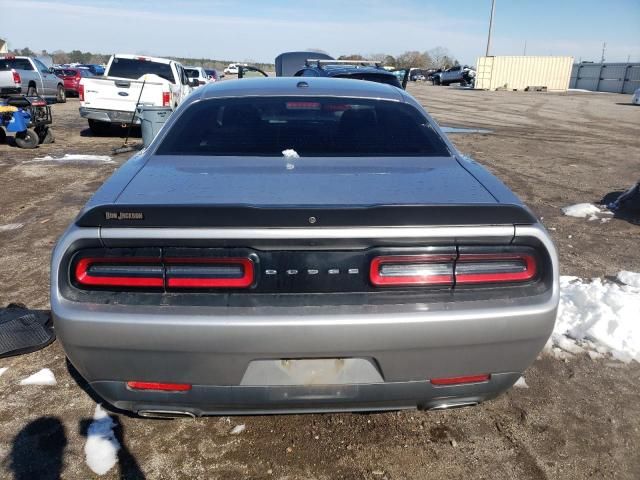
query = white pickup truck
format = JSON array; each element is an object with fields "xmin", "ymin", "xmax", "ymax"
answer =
[
  {"xmin": 79, "ymin": 54, "xmax": 196, "ymax": 134},
  {"xmin": 0, "ymin": 55, "xmax": 66, "ymax": 101}
]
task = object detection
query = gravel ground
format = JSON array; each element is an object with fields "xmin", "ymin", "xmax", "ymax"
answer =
[{"xmin": 0, "ymin": 84, "xmax": 639, "ymax": 479}]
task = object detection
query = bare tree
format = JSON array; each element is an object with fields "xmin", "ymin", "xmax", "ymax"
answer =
[
  {"xmin": 428, "ymin": 47, "xmax": 457, "ymax": 69},
  {"xmin": 337, "ymin": 54, "xmax": 365, "ymax": 61}
]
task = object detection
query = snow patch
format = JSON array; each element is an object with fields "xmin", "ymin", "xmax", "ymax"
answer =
[
  {"xmin": 230, "ymin": 424, "xmax": 246, "ymax": 435},
  {"xmin": 551, "ymin": 274, "xmax": 640, "ymax": 363},
  {"xmin": 617, "ymin": 271, "xmax": 640, "ymax": 288},
  {"xmin": 513, "ymin": 376, "xmax": 529, "ymax": 388},
  {"xmin": 84, "ymin": 404, "xmax": 120, "ymax": 475},
  {"xmin": 27, "ymin": 154, "xmax": 114, "ymax": 164},
  {"xmin": 282, "ymin": 149, "xmax": 299, "ymax": 158},
  {"xmin": 20, "ymin": 368, "xmax": 57, "ymax": 385},
  {"xmin": 0, "ymin": 367, "xmax": 8, "ymax": 377},
  {"xmin": 0, "ymin": 223, "xmax": 24, "ymax": 232},
  {"xmin": 562, "ymin": 203, "xmax": 602, "ymax": 218}
]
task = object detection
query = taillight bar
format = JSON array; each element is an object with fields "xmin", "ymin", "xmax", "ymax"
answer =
[
  {"xmin": 73, "ymin": 256, "xmax": 254, "ymax": 290},
  {"xmin": 74, "ymin": 257, "xmax": 164, "ymax": 288},
  {"xmin": 370, "ymin": 255, "xmax": 455, "ymax": 286},
  {"xmin": 165, "ymin": 257, "xmax": 254, "ymax": 289},
  {"xmin": 455, "ymin": 253, "xmax": 536, "ymax": 284},
  {"xmin": 370, "ymin": 251, "xmax": 537, "ymax": 287}
]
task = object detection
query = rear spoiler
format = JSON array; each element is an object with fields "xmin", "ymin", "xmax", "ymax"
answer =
[{"xmin": 76, "ymin": 204, "xmax": 537, "ymax": 228}]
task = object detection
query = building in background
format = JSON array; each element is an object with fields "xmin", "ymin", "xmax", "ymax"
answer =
[{"xmin": 0, "ymin": 39, "xmax": 8, "ymax": 54}]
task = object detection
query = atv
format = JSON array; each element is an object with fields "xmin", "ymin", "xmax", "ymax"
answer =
[{"xmin": 0, "ymin": 96, "xmax": 54, "ymax": 148}]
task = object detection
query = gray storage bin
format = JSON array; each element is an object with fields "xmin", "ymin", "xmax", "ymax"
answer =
[{"xmin": 138, "ymin": 106, "xmax": 173, "ymax": 147}]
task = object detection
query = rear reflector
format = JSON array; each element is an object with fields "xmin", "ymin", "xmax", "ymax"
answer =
[
  {"xmin": 370, "ymin": 255, "xmax": 454, "ymax": 286},
  {"xmin": 430, "ymin": 374, "xmax": 490, "ymax": 386},
  {"xmin": 127, "ymin": 381, "xmax": 192, "ymax": 392},
  {"xmin": 455, "ymin": 253, "xmax": 536, "ymax": 284},
  {"xmin": 165, "ymin": 257, "xmax": 254, "ymax": 288},
  {"xmin": 74, "ymin": 257, "xmax": 163, "ymax": 288}
]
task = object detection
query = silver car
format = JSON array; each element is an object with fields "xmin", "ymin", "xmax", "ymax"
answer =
[{"xmin": 52, "ymin": 78, "xmax": 558, "ymax": 417}]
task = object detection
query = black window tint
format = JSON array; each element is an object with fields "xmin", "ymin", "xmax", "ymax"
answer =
[
  {"xmin": 334, "ymin": 73, "xmax": 401, "ymax": 88},
  {"xmin": 157, "ymin": 97, "xmax": 450, "ymax": 157},
  {"xmin": 0, "ymin": 58, "xmax": 34, "ymax": 71},
  {"xmin": 185, "ymin": 68, "xmax": 199, "ymax": 78},
  {"xmin": 108, "ymin": 58, "xmax": 175, "ymax": 83}
]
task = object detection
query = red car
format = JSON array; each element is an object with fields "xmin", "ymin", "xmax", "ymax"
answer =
[{"xmin": 53, "ymin": 68, "xmax": 94, "ymax": 97}]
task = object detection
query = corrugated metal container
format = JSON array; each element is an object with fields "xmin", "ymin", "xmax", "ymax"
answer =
[{"xmin": 475, "ymin": 56, "xmax": 573, "ymax": 91}]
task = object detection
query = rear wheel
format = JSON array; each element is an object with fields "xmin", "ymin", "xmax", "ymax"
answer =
[
  {"xmin": 433, "ymin": 77, "xmax": 441, "ymax": 86},
  {"xmin": 15, "ymin": 129, "xmax": 39, "ymax": 149},
  {"xmin": 56, "ymin": 84, "xmax": 66, "ymax": 103},
  {"xmin": 88, "ymin": 119, "xmax": 111, "ymax": 136},
  {"xmin": 37, "ymin": 126, "xmax": 55, "ymax": 144}
]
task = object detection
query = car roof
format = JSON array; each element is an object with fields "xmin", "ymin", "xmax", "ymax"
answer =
[
  {"xmin": 113, "ymin": 53, "xmax": 174, "ymax": 64},
  {"xmin": 196, "ymin": 77, "xmax": 404, "ymax": 102}
]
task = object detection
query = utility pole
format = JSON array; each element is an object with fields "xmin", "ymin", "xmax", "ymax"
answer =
[
  {"xmin": 523, "ymin": 40, "xmax": 527, "ymax": 56},
  {"xmin": 600, "ymin": 42, "xmax": 606, "ymax": 63},
  {"xmin": 486, "ymin": 0, "xmax": 496, "ymax": 57}
]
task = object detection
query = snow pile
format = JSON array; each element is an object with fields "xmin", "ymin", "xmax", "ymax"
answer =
[
  {"xmin": 282, "ymin": 149, "xmax": 299, "ymax": 158},
  {"xmin": 229, "ymin": 424, "xmax": 246, "ymax": 435},
  {"xmin": 550, "ymin": 273, "xmax": 640, "ymax": 363},
  {"xmin": 513, "ymin": 376, "xmax": 529, "ymax": 389},
  {"xmin": 19, "ymin": 368, "xmax": 57, "ymax": 385},
  {"xmin": 27, "ymin": 154, "xmax": 114, "ymax": 164},
  {"xmin": 617, "ymin": 271, "xmax": 640, "ymax": 288},
  {"xmin": 562, "ymin": 203, "xmax": 614, "ymax": 221},
  {"xmin": 0, "ymin": 367, "xmax": 8, "ymax": 377},
  {"xmin": 84, "ymin": 404, "xmax": 120, "ymax": 475}
]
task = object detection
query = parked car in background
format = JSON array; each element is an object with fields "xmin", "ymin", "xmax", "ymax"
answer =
[
  {"xmin": 224, "ymin": 63, "xmax": 245, "ymax": 75},
  {"xmin": 52, "ymin": 77, "xmax": 558, "ymax": 417},
  {"xmin": 632, "ymin": 88, "xmax": 640, "ymax": 105},
  {"xmin": 77, "ymin": 64, "xmax": 105, "ymax": 76},
  {"xmin": 0, "ymin": 55, "xmax": 66, "ymax": 102},
  {"xmin": 432, "ymin": 65, "xmax": 476, "ymax": 87},
  {"xmin": 409, "ymin": 68, "xmax": 428, "ymax": 81},
  {"xmin": 53, "ymin": 68, "xmax": 94, "ymax": 97},
  {"xmin": 79, "ymin": 53, "xmax": 196, "ymax": 134},
  {"xmin": 204, "ymin": 69, "xmax": 220, "ymax": 81},
  {"xmin": 184, "ymin": 66, "xmax": 210, "ymax": 86}
]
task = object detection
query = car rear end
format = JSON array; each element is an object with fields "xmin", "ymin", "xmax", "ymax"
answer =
[
  {"xmin": 0, "ymin": 56, "xmax": 24, "ymax": 95},
  {"xmin": 52, "ymin": 79, "xmax": 558, "ymax": 416}
]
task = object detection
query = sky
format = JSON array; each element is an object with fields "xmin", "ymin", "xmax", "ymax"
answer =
[{"xmin": 1, "ymin": 0, "xmax": 639, "ymax": 64}]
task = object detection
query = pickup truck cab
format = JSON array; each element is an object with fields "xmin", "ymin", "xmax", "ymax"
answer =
[
  {"xmin": 79, "ymin": 54, "xmax": 194, "ymax": 134},
  {"xmin": 0, "ymin": 55, "xmax": 66, "ymax": 102}
]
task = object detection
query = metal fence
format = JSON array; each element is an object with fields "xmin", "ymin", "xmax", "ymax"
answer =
[{"xmin": 570, "ymin": 63, "xmax": 640, "ymax": 94}]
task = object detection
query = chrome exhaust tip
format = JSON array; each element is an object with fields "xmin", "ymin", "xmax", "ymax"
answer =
[
  {"xmin": 137, "ymin": 409, "xmax": 197, "ymax": 419},
  {"xmin": 428, "ymin": 401, "xmax": 479, "ymax": 411}
]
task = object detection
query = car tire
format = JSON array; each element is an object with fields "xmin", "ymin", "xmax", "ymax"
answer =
[
  {"xmin": 88, "ymin": 119, "xmax": 111, "ymax": 136},
  {"xmin": 27, "ymin": 84, "xmax": 37, "ymax": 96},
  {"xmin": 433, "ymin": 77, "xmax": 441, "ymax": 86},
  {"xmin": 56, "ymin": 85, "xmax": 66, "ymax": 103},
  {"xmin": 15, "ymin": 129, "xmax": 39, "ymax": 149}
]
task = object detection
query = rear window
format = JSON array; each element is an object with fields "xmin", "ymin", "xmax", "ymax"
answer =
[
  {"xmin": 334, "ymin": 73, "xmax": 401, "ymax": 88},
  {"xmin": 185, "ymin": 68, "xmax": 199, "ymax": 78},
  {"xmin": 56, "ymin": 69, "xmax": 77, "ymax": 76},
  {"xmin": 107, "ymin": 57, "xmax": 175, "ymax": 83},
  {"xmin": 156, "ymin": 97, "xmax": 450, "ymax": 157},
  {"xmin": 0, "ymin": 58, "xmax": 33, "ymax": 71}
]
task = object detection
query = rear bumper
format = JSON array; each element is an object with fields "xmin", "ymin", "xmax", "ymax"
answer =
[
  {"xmin": 52, "ymin": 223, "xmax": 559, "ymax": 414},
  {"xmin": 79, "ymin": 106, "xmax": 139, "ymax": 124},
  {"xmin": 0, "ymin": 86, "xmax": 21, "ymax": 95}
]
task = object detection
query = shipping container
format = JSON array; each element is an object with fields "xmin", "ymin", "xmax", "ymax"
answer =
[{"xmin": 475, "ymin": 56, "xmax": 573, "ymax": 91}]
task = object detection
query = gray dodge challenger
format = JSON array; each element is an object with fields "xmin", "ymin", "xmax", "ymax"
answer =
[{"xmin": 51, "ymin": 77, "xmax": 559, "ymax": 417}]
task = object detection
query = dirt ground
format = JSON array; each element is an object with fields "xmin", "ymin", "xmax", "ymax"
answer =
[{"xmin": 0, "ymin": 85, "xmax": 639, "ymax": 479}]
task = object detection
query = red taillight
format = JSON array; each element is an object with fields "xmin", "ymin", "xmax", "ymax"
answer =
[
  {"xmin": 78, "ymin": 83, "xmax": 84, "ymax": 101},
  {"xmin": 162, "ymin": 91, "xmax": 170, "ymax": 106},
  {"xmin": 430, "ymin": 374, "xmax": 490, "ymax": 386},
  {"xmin": 455, "ymin": 253, "xmax": 536, "ymax": 284},
  {"xmin": 165, "ymin": 257, "xmax": 254, "ymax": 289},
  {"xmin": 370, "ymin": 255, "xmax": 455, "ymax": 286},
  {"xmin": 12, "ymin": 69, "xmax": 21, "ymax": 85},
  {"xmin": 127, "ymin": 381, "xmax": 192, "ymax": 392},
  {"xmin": 74, "ymin": 257, "xmax": 164, "ymax": 288}
]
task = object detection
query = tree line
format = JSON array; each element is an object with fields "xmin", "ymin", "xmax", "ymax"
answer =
[{"xmin": 8, "ymin": 45, "xmax": 459, "ymax": 71}]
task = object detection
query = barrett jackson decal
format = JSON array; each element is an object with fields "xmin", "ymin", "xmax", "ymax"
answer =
[{"xmin": 105, "ymin": 212, "xmax": 144, "ymax": 221}]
